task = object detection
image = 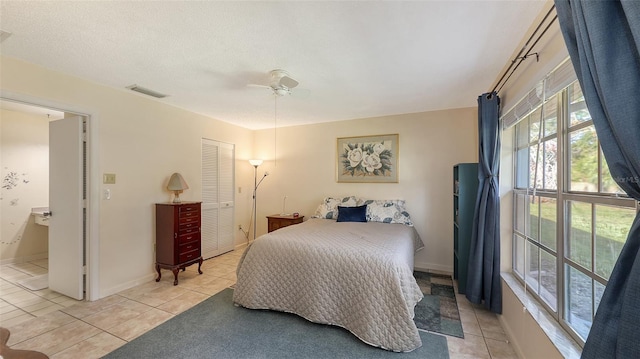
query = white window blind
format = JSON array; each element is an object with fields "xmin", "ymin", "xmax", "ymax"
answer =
[{"xmin": 502, "ymin": 57, "xmax": 576, "ymax": 129}]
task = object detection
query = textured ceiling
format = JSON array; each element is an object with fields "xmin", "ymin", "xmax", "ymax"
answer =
[{"xmin": 0, "ymin": 1, "xmax": 547, "ymax": 130}]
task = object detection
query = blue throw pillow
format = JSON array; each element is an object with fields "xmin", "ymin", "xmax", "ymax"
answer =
[{"xmin": 336, "ymin": 205, "xmax": 367, "ymax": 222}]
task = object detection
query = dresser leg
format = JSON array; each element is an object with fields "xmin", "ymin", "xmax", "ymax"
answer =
[
  {"xmin": 171, "ymin": 268, "xmax": 179, "ymax": 285},
  {"xmin": 155, "ymin": 264, "xmax": 161, "ymax": 282},
  {"xmin": 198, "ymin": 257, "xmax": 203, "ymax": 275}
]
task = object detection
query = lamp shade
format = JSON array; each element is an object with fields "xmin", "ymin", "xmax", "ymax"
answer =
[
  {"xmin": 249, "ymin": 159, "xmax": 263, "ymax": 167},
  {"xmin": 167, "ymin": 172, "xmax": 189, "ymax": 191}
]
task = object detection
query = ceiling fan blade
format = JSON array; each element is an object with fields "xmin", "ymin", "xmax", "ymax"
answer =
[
  {"xmin": 280, "ymin": 75, "xmax": 299, "ymax": 89},
  {"xmin": 247, "ymin": 84, "xmax": 271, "ymax": 89},
  {"xmin": 291, "ymin": 87, "xmax": 310, "ymax": 99}
]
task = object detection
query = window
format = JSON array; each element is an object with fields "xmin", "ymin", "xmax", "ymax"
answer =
[{"xmin": 512, "ymin": 80, "xmax": 638, "ymax": 344}]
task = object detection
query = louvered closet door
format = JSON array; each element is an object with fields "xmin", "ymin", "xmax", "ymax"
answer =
[
  {"xmin": 201, "ymin": 139, "xmax": 235, "ymax": 259},
  {"xmin": 218, "ymin": 144, "xmax": 234, "ymax": 252}
]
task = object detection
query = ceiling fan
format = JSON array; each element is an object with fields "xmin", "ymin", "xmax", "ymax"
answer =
[{"xmin": 248, "ymin": 69, "xmax": 300, "ymax": 97}]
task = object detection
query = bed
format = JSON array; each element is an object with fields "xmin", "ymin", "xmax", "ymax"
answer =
[{"xmin": 233, "ymin": 216, "xmax": 425, "ymax": 352}]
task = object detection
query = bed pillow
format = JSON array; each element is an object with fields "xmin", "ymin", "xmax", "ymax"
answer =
[
  {"xmin": 312, "ymin": 196, "xmax": 359, "ymax": 219},
  {"xmin": 366, "ymin": 202, "xmax": 413, "ymax": 226},
  {"xmin": 360, "ymin": 199, "xmax": 407, "ymax": 210},
  {"xmin": 336, "ymin": 205, "xmax": 368, "ymax": 222}
]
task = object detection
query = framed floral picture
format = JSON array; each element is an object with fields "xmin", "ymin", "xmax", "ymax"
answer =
[{"xmin": 336, "ymin": 134, "xmax": 399, "ymax": 183}]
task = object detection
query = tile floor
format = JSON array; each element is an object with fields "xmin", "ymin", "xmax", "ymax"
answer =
[{"xmin": 0, "ymin": 250, "xmax": 518, "ymax": 358}]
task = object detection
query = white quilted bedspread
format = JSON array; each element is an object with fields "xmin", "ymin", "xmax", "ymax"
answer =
[{"xmin": 233, "ymin": 219, "xmax": 425, "ymax": 352}]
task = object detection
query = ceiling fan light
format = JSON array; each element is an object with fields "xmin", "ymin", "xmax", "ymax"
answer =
[{"xmin": 273, "ymin": 87, "xmax": 289, "ymax": 96}]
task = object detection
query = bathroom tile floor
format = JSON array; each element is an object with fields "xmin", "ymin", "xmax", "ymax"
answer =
[{"xmin": 0, "ymin": 250, "xmax": 518, "ymax": 358}]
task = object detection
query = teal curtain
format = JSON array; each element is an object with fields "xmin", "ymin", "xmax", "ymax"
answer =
[
  {"xmin": 555, "ymin": 1, "xmax": 640, "ymax": 357},
  {"xmin": 465, "ymin": 92, "xmax": 502, "ymax": 314}
]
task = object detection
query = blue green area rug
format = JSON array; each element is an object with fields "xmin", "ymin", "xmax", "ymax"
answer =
[
  {"xmin": 414, "ymin": 271, "xmax": 464, "ymax": 338},
  {"xmin": 104, "ymin": 288, "xmax": 449, "ymax": 359}
]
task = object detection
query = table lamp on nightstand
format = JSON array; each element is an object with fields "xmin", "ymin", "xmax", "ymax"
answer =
[{"xmin": 281, "ymin": 196, "xmax": 289, "ymax": 216}]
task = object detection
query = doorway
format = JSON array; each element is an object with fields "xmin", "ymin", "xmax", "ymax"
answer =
[{"xmin": 0, "ymin": 98, "xmax": 94, "ymax": 300}]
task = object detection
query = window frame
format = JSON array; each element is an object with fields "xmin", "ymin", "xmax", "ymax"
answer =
[{"xmin": 511, "ymin": 82, "xmax": 638, "ymax": 346}]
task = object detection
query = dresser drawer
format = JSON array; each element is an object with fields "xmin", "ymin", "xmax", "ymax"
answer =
[
  {"xmin": 179, "ymin": 215, "xmax": 199, "ymax": 225},
  {"xmin": 179, "ymin": 240, "xmax": 200, "ymax": 254},
  {"xmin": 179, "ymin": 248, "xmax": 200, "ymax": 263},
  {"xmin": 179, "ymin": 222, "xmax": 199, "ymax": 234},
  {"xmin": 179, "ymin": 203, "xmax": 200, "ymax": 213},
  {"xmin": 178, "ymin": 232, "xmax": 200, "ymax": 245},
  {"xmin": 267, "ymin": 215, "xmax": 305, "ymax": 233},
  {"xmin": 179, "ymin": 211, "xmax": 200, "ymax": 221}
]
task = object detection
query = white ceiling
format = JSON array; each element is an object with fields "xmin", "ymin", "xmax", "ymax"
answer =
[{"xmin": 0, "ymin": 1, "xmax": 547, "ymax": 130}]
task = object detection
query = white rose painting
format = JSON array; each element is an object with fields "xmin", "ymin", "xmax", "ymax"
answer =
[{"xmin": 337, "ymin": 134, "xmax": 398, "ymax": 183}]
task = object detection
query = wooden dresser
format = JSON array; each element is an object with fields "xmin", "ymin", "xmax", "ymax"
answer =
[
  {"xmin": 266, "ymin": 214, "xmax": 304, "ymax": 233},
  {"xmin": 155, "ymin": 202, "xmax": 203, "ymax": 285}
]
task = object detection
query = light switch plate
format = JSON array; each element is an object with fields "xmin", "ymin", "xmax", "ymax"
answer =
[{"xmin": 103, "ymin": 173, "xmax": 116, "ymax": 184}]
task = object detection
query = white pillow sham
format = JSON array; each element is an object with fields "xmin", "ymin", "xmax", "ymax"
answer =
[
  {"xmin": 311, "ymin": 196, "xmax": 359, "ymax": 219},
  {"xmin": 361, "ymin": 199, "xmax": 413, "ymax": 226}
]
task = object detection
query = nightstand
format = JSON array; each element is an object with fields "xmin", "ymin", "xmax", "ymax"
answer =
[{"xmin": 267, "ymin": 214, "xmax": 304, "ymax": 232}]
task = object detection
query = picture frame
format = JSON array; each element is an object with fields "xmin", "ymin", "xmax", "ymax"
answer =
[{"xmin": 336, "ymin": 134, "xmax": 399, "ymax": 183}]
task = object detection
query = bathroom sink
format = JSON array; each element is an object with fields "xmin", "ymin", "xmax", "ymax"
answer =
[{"xmin": 32, "ymin": 207, "xmax": 50, "ymax": 227}]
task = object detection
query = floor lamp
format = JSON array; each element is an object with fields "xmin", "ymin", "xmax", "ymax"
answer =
[{"xmin": 249, "ymin": 159, "xmax": 268, "ymax": 241}]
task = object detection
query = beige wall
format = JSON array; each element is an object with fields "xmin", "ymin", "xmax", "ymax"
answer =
[
  {"xmin": 0, "ymin": 109, "xmax": 49, "ymax": 262},
  {"xmin": 1, "ymin": 56, "xmax": 254, "ymax": 298},
  {"xmin": 253, "ymin": 108, "xmax": 478, "ymax": 272}
]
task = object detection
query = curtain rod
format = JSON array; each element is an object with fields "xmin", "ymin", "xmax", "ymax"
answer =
[{"xmin": 489, "ymin": 5, "xmax": 557, "ymax": 96}]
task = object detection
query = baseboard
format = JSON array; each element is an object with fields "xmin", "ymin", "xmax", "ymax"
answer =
[
  {"xmin": 0, "ymin": 252, "xmax": 48, "ymax": 266},
  {"xmin": 100, "ymin": 272, "xmax": 157, "ymax": 299},
  {"xmin": 414, "ymin": 260, "xmax": 453, "ymax": 275},
  {"xmin": 234, "ymin": 242, "xmax": 248, "ymax": 251}
]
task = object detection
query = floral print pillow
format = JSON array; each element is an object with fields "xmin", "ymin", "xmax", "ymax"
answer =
[
  {"xmin": 362, "ymin": 199, "xmax": 413, "ymax": 226},
  {"xmin": 359, "ymin": 199, "xmax": 406, "ymax": 208},
  {"xmin": 312, "ymin": 196, "xmax": 359, "ymax": 219}
]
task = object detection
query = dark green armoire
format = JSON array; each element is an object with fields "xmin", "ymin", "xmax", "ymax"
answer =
[{"xmin": 453, "ymin": 163, "xmax": 479, "ymax": 294}]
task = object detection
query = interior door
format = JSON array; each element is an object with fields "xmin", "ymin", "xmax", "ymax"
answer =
[{"xmin": 49, "ymin": 116, "xmax": 84, "ymax": 300}]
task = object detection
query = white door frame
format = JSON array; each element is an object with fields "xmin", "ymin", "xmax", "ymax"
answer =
[{"xmin": 1, "ymin": 91, "xmax": 100, "ymax": 301}]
